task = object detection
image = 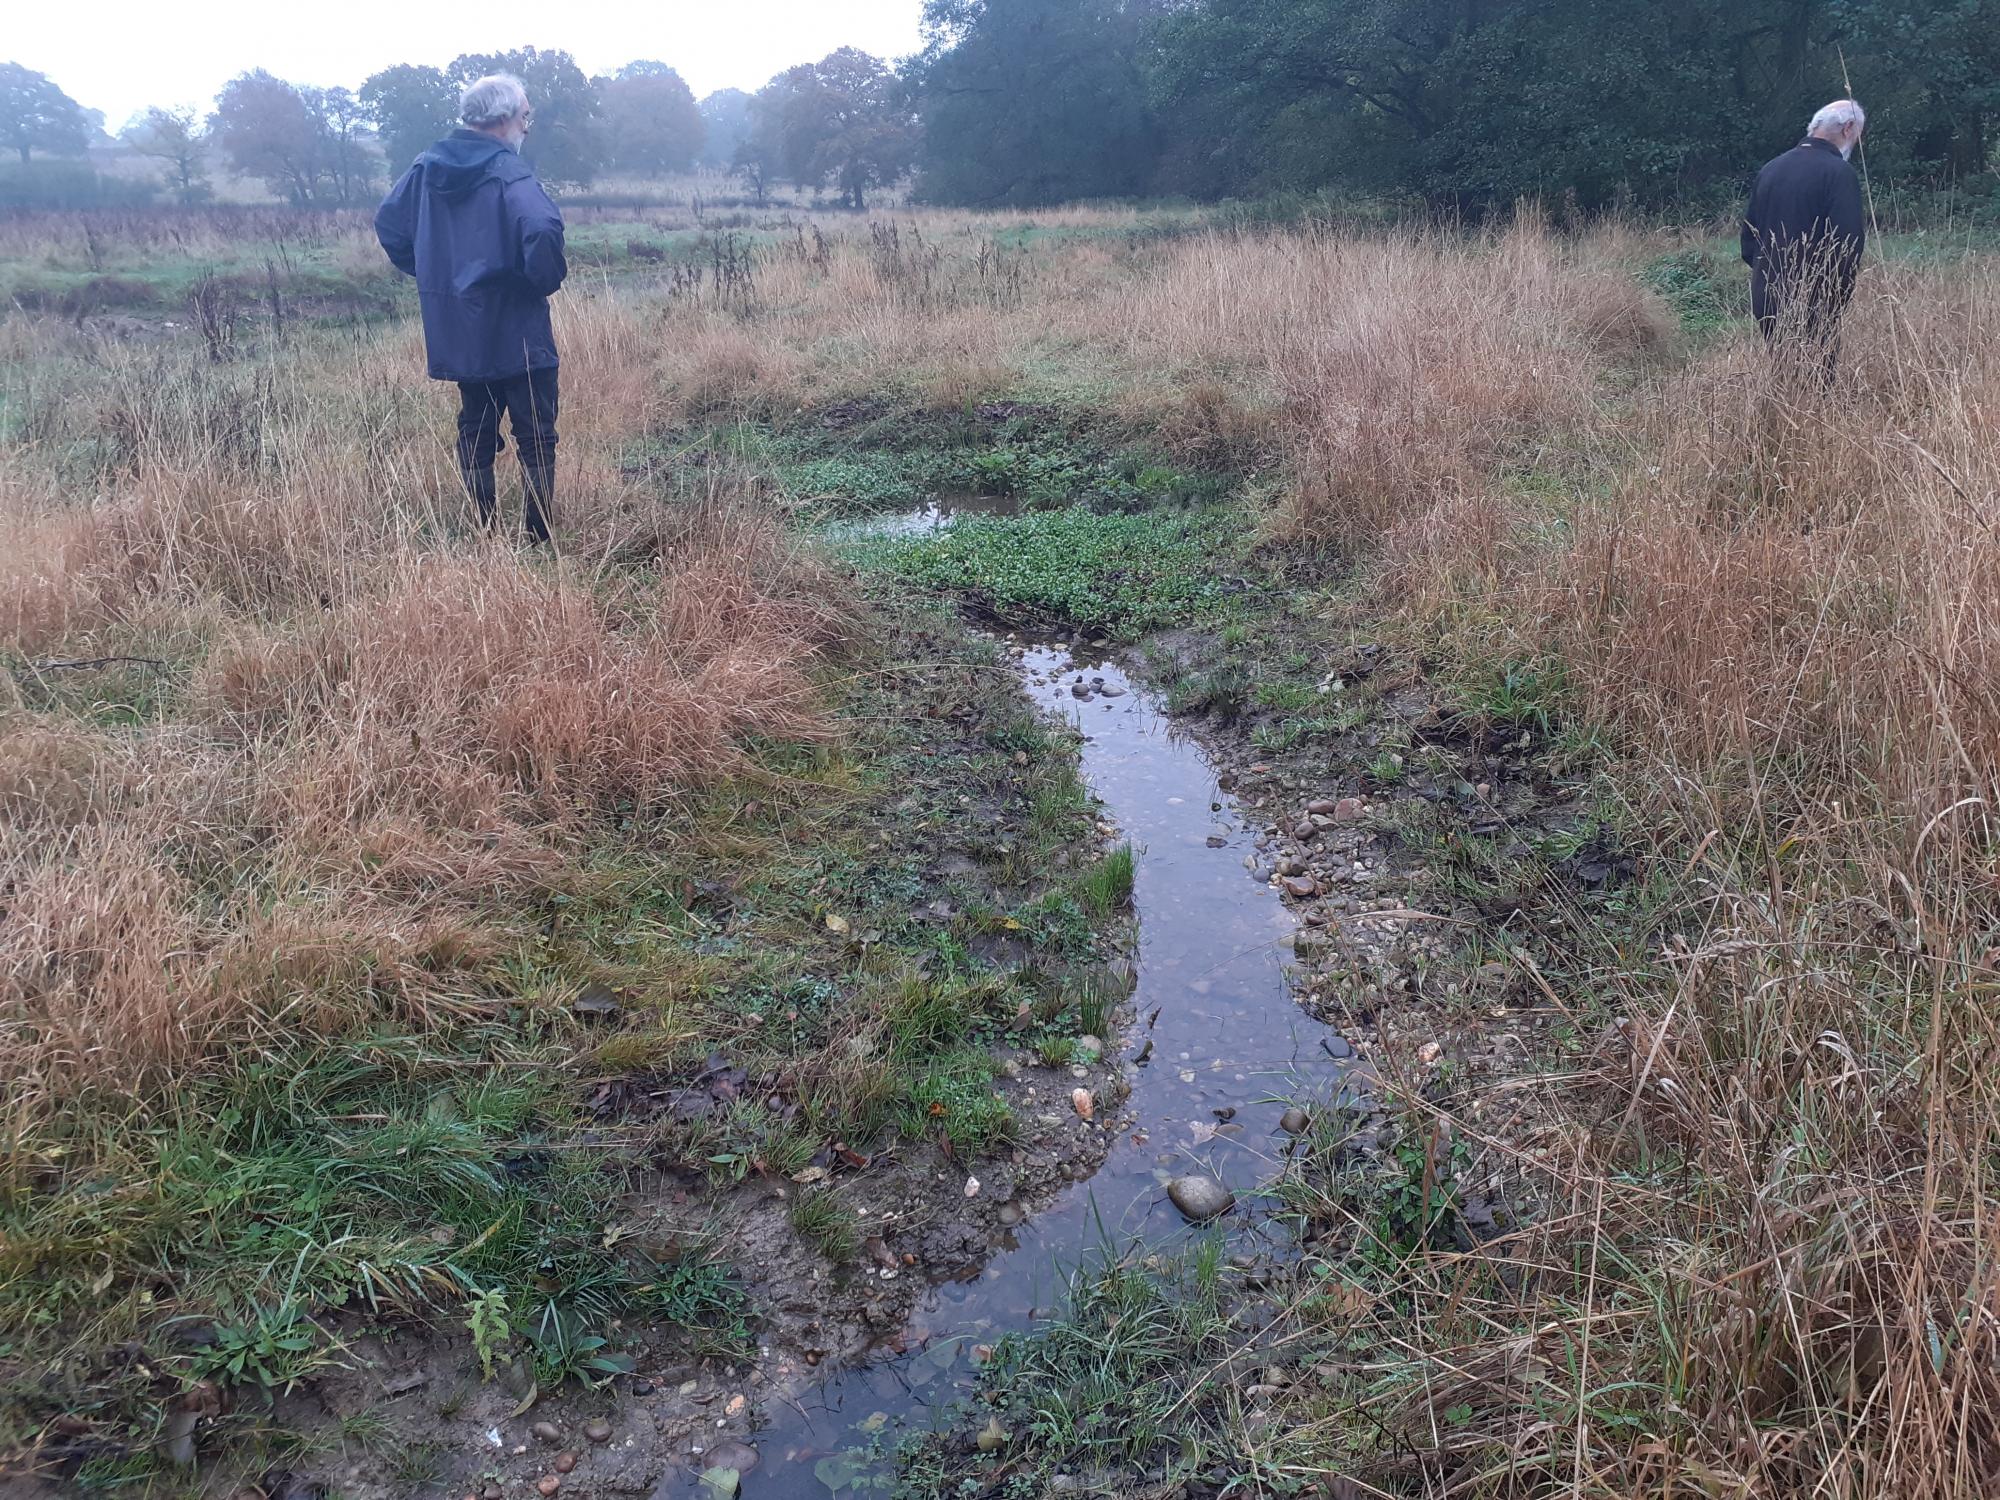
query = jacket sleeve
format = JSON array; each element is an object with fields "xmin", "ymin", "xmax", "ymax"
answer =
[
  {"xmin": 1828, "ymin": 167, "xmax": 1867, "ymax": 301},
  {"xmin": 509, "ymin": 179, "xmax": 568, "ymax": 297},
  {"xmin": 374, "ymin": 167, "xmax": 420, "ymax": 277}
]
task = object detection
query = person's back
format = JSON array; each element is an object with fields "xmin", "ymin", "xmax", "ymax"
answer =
[
  {"xmin": 1741, "ymin": 99, "xmax": 1866, "ymax": 366},
  {"xmin": 375, "ymin": 74, "xmax": 567, "ymax": 541}
]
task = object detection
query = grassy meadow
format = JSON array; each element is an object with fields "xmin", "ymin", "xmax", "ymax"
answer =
[{"xmin": 4, "ymin": 196, "xmax": 2000, "ymax": 1498}]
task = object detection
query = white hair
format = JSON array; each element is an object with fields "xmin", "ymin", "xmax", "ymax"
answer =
[
  {"xmin": 1808, "ymin": 99, "xmax": 1866, "ymax": 139},
  {"xmin": 460, "ymin": 74, "xmax": 529, "ymax": 129}
]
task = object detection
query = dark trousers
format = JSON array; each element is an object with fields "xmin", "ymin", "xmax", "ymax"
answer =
[
  {"xmin": 1751, "ymin": 269, "xmax": 1844, "ymax": 387},
  {"xmin": 456, "ymin": 368, "xmax": 558, "ymax": 542}
]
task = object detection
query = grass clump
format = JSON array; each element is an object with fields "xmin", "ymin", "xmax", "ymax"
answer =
[
  {"xmin": 1074, "ymin": 844, "xmax": 1135, "ymax": 917},
  {"xmin": 788, "ymin": 1187, "xmax": 861, "ymax": 1264},
  {"xmin": 898, "ymin": 1049, "xmax": 1014, "ymax": 1155}
]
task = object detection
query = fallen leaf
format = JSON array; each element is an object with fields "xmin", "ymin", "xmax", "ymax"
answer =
[{"xmin": 824, "ymin": 913, "xmax": 851, "ymax": 935}]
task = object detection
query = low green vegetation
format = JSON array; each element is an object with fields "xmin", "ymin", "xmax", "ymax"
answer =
[{"xmin": 851, "ymin": 506, "xmax": 1245, "ymax": 636}]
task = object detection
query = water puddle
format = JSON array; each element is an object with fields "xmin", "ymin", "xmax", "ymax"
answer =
[
  {"xmin": 815, "ymin": 492, "xmax": 1022, "ymax": 540},
  {"xmin": 716, "ymin": 640, "xmax": 1350, "ymax": 1497}
]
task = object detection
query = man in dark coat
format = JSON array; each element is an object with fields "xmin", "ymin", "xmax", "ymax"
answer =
[
  {"xmin": 375, "ymin": 74, "xmax": 567, "ymax": 542},
  {"xmin": 1741, "ymin": 99, "xmax": 1867, "ymax": 380}
]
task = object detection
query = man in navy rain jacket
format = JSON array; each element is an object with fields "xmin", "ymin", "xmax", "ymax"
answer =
[
  {"xmin": 1741, "ymin": 99, "xmax": 1867, "ymax": 382},
  {"xmin": 375, "ymin": 74, "xmax": 567, "ymax": 542}
]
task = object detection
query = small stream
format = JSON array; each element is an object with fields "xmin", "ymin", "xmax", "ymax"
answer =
[{"xmin": 724, "ymin": 635, "xmax": 1353, "ymax": 1497}]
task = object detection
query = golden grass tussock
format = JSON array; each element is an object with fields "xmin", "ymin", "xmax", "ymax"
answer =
[
  {"xmin": 0, "ymin": 276, "xmax": 850, "ymax": 1114},
  {"xmin": 1331, "ymin": 242, "xmax": 2000, "ymax": 1496}
]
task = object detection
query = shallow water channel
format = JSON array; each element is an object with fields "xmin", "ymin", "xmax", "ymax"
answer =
[{"xmin": 721, "ymin": 639, "xmax": 1353, "ymax": 1497}]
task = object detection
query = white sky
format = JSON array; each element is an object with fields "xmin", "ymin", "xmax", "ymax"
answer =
[{"xmin": 13, "ymin": 0, "xmax": 928, "ymax": 126}]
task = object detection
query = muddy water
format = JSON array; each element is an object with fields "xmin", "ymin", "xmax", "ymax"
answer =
[{"xmin": 728, "ymin": 642, "xmax": 1348, "ymax": 1497}]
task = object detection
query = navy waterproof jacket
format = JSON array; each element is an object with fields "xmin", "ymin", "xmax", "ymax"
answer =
[
  {"xmin": 1740, "ymin": 137, "xmax": 1866, "ymax": 312},
  {"xmin": 374, "ymin": 130, "xmax": 567, "ymax": 384}
]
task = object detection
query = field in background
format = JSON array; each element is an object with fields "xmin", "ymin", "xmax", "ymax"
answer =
[{"xmin": 5, "ymin": 200, "xmax": 2000, "ymax": 1496}]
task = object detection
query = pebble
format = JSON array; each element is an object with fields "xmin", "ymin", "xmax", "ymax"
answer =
[
  {"xmin": 554, "ymin": 1453, "xmax": 577, "ymax": 1474},
  {"xmin": 1280, "ymin": 875, "xmax": 1318, "ymax": 898},
  {"xmin": 537, "ymin": 1479, "xmax": 561, "ymax": 1498},
  {"xmin": 1167, "ymin": 1174, "xmax": 1235, "ymax": 1221},
  {"xmin": 584, "ymin": 1418, "xmax": 613, "ymax": 1444},
  {"xmin": 997, "ymin": 1201, "xmax": 1023, "ymax": 1227},
  {"xmin": 1306, "ymin": 799, "xmax": 1338, "ymax": 815},
  {"xmin": 1334, "ymin": 797, "xmax": 1365, "ymax": 822},
  {"xmin": 1280, "ymin": 1107, "xmax": 1311, "ymax": 1134},
  {"xmin": 707, "ymin": 1437, "xmax": 761, "ymax": 1473},
  {"xmin": 532, "ymin": 1422, "xmax": 563, "ymax": 1445},
  {"xmin": 1071, "ymin": 1087, "xmax": 1094, "ymax": 1120}
]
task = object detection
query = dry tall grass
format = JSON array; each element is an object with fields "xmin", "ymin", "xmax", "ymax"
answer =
[
  {"xmin": 0, "ymin": 292, "xmax": 847, "ymax": 1122},
  {"xmin": 1330, "ymin": 246, "xmax": 2000, "ymax": 1494}
]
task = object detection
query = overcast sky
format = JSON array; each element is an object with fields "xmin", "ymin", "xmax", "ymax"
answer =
[{"xmin": 13, "ymin": 0, "xmax": 929, "ymax": 126}]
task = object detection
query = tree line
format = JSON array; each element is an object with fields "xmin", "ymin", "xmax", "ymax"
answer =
[
  {"xmin": 1, "ymin": 45, "xmax": 915, "ymax": 210},
  {"xmin": 915, "ymin": 0, "xmax": 1999, "ymax": 212},
  {"xmin": 6, "ymin": 0, "xmax": 1998, "ymax": 214}
]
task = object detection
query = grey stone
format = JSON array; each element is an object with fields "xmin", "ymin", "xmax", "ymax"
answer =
[
  {"xmin": 1167, "ymin": 1174, "xmax": 1235, "ymax": 1221},
  {"xmin": 705, "ymin": 1439, "xmax": 760, "ymax": 1474}
]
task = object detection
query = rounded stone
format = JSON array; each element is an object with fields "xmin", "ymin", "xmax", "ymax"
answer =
[
  {"xmin": 1279, "ymin": 1107, "xmax": 1311, "ymax": 1134},
  {"xmin": 583, "ymin": 1418, "xmax": 613, "ymax": 1444},
  {"xmin": 1167, "ymin": 1174, "xmax": 1236, "ymax": 1221},
  {"xmin": 706, "ymin": 1438, "xmax": 761, "ymax": 1474}
]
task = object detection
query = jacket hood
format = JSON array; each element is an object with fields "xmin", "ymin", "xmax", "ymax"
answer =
[{"xmin": 419, "ymin": 129, "xmax": 527, "ymax": 198}]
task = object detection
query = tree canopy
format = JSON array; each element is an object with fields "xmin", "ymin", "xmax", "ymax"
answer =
[
  {"xmin": 360, "ymin": 63, "xmax": 457, "ymax": 171},
  {"xmin": 699, "ymin": 89, "xmax": 753, "ymax": 171},
  {"xmin": 120, "ymin": 106, "xmax": 209, "ymax": 203},
  {"xmin": 447, "ymin": 48, "xmax": 601, "ymax": 187},
  {"xmin": 211, "ymin": 70, "xmax": 378, "ymax": 206},
  {"xmin": 744, "ymin": 49, "xmax": 916, "ymax": 208},
  {"xmin": 0, "ymin": 62, "xmax": 90, "ymax": 165},
  {"xmin": 598, "ymin": 63, "xmax": 705, "ymax": 176},
  {"xmin": 911, "ymin": 0, "xmax": 2000, "ymax": 210},
  {"xmin": 915, "ymin": 0, "xmax": 1162, "ymax": 207}
]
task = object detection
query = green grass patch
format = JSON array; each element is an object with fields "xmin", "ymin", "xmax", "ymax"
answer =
[
  {"xmin": 897, "ymin": 1049, "xmax": 1015, "ymax": 1155},
  {"xmin": 849, "ymin": 505, "xmax": 1245, "ymax": 635},
  {"xmin": 1074, "ymin": 844, "xmax": 1135, "ymax": 918}
]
